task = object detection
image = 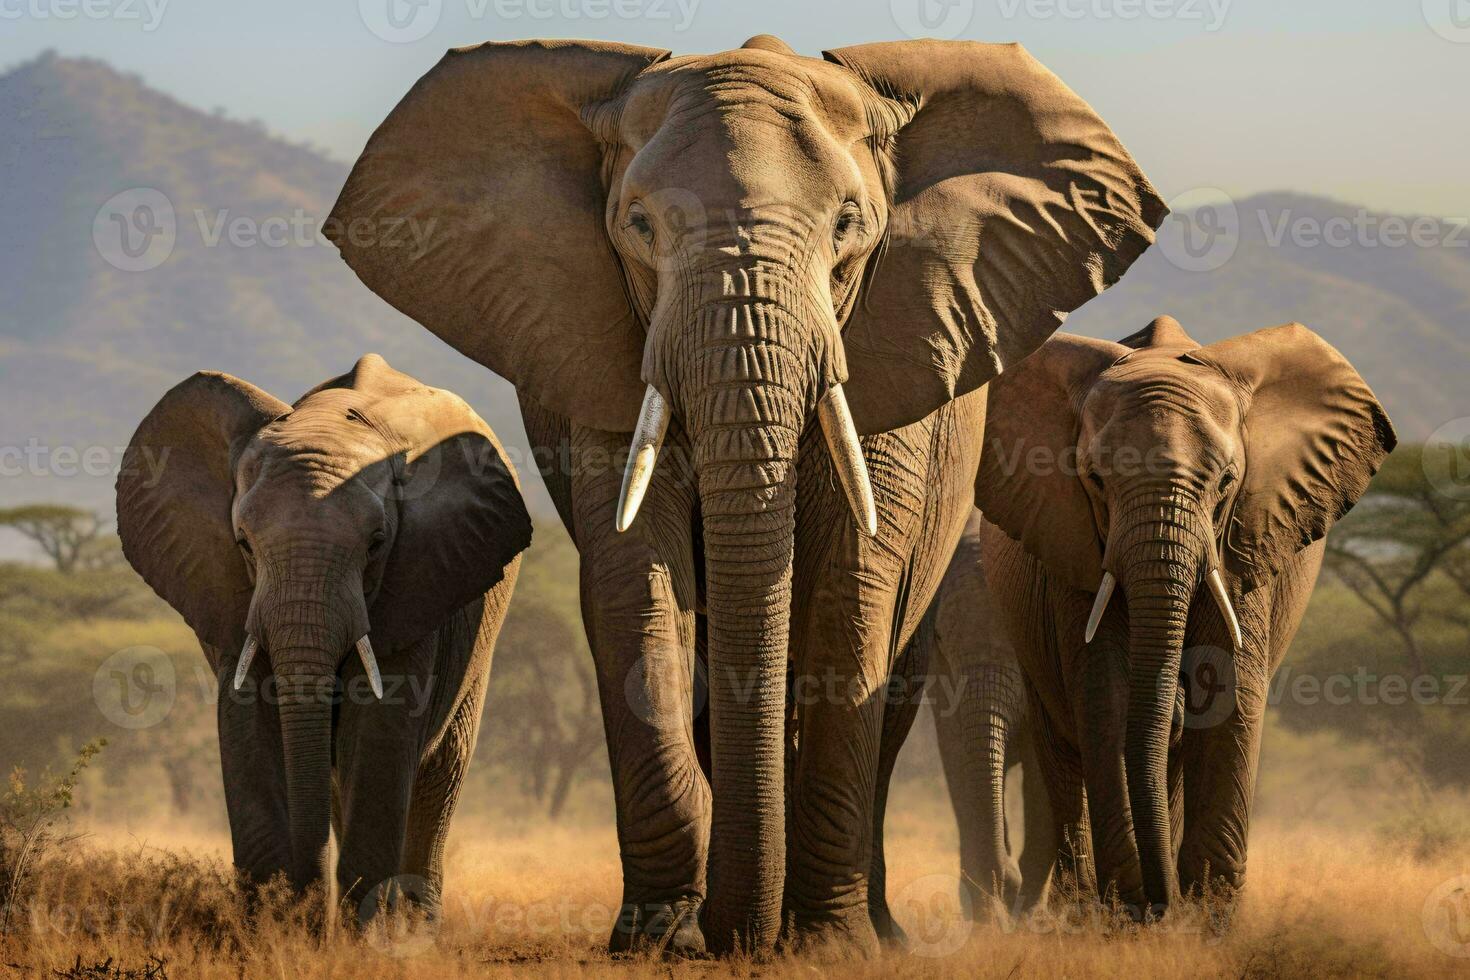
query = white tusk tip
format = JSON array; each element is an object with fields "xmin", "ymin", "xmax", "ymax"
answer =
[
  {"xmin": 614, "ymin": 388, "xmax": 670, "ymax": 534},
  {"xmin": 233, "ymin": 636, "xmax": 257, "ymax": 690},
  {"xmin": 1084, "ymin": 572, "xmax": 1116, "ymax": 644},
  {"xmin": 356, "ymin": 635, "xmax": 384, "ymax": 700}
]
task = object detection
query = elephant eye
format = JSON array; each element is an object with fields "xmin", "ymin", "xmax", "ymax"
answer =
[
  {"xmin": 833, "ymin": 202, "xmax": 863, "ymax": 245},
  {"xmin": 1214, "ymin": 471, "xmax": 1236, "ymax": 524},
  {"xmin": 625, "ymin": 204, "xmax": 653, "ymax": 245},
  {"xmin": 1087, "ymin": 471, "xmax": 1105, "ymax": 494},
  {"xmin": 368, "ymin": 530, "xmax": 386, "ymax": 557},
  {"xmin": 236, "ymin": 535, "xmax": 253, "ymax": 559}
]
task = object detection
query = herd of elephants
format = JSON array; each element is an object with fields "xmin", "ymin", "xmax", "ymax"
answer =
[{"xmin": 112, "ymin": 35, "xmax": 1396, "ymax": 957}]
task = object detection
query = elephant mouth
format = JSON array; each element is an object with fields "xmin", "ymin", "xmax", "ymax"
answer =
[{"xmin": 233, "ymin": 632, "xmax": 384, "ymax": 699}]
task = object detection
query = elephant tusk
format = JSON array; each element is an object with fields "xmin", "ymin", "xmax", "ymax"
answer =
[
  {"xmin": 615, "ymin": 386, "xmax": 671, "ymax": 534},
  {"xmin": 233, "ymin": 635, "xmax": 258, "ymax": 691},
  {"xmin": 817, "ymin": 384, "xmax": 878, "ymax": 537},
  {"xmin": 1084, "ymin": 572, "xmax": 1116, "ymax": 644},
  {"xmin": 1206, "ymin": 568, "xmax": 1244, "ymax": 652},
  {"xmin": 356, "ymin": 635, "xmax": 384, "ymax": 699}
]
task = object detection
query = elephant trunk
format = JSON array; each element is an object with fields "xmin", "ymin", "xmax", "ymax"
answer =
[
  {"xmin": 274, "ymin": 657, "xmax": 336, "ymax": 893},
  {"xmin": 253, "ymin": 578, "xmax": 366, "ymax": 897},
  {"xmin": 1116, "ymin": 489, "xmax": 1204, "ymax": 916},
  {"xmin": 974, "ymin": 703, "xmax": 1015, "ymax": 909},
  {"xmin": 655, "ymin": 260, "xmax": 838, "ymax": 954}
]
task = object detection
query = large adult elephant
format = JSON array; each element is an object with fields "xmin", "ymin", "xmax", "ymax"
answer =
[
  {"xmin": 975, "ymin": 317, "xmax": 1395, "ymax": 916},
  {"xmin": 918, "ymin": 508, "xmax": 1054, "ymax": 918},
  {"xmin": 116, "ymin": 355, "xmax": 532, "ymax": 916},
  {"xmin": 328, "ymin": 35, "xmax": 1164, "ymax": 954}
]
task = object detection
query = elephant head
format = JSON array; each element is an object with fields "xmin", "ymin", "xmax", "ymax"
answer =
[
  {"xmin": 116, "ymin": 354, "xmax": 531, "ymax": 893},
  {"xmin": 977, "ymin": 316, "xmax": 1395, "ymax": 912},
  {"xmin": 326, "ymin": 35, "xmax": 1164, "ymax": 948}
]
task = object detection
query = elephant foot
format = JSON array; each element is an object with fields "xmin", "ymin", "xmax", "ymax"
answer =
[
  {"xmin": 785, "ymin": 909, "xmax": 882, "ymax": 961},
  {"xmin": 869, "ymin": 900, "xmax": 909, "ymax": 947},
  {"xmin": 609, "ymin": 897, "xmax": 706, "ymax": 958}
]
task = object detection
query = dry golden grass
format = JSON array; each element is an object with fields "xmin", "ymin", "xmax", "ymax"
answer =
[
  {"xmin": 4, "ymin": 727, "xmax": 1467, "ymax": 978},
  {"xmin": 5, "ymin": 798, "xmax": 1469, "ymax": 979}
]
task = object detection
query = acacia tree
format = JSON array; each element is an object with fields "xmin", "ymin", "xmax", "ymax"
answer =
[
  {"xmin": 1324, "ymin": 445, "xmax": 1470, "ymax": 672},
  {"xmin": 0, "ymin": 505, "xmax": 106, "ymax": 574}
]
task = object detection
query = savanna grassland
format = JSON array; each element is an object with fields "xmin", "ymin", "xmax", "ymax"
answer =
[
  {"xmin": 5, "ymin": 766, "xmax": 1469, "ymax": 979},
  {"xmin": 3, "ymin": 450, "xmax": 1469, "ymax": 978}
]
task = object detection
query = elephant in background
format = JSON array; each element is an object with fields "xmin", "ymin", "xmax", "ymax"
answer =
[
  {"xmin": 116, "ymin": 354, "xmax": 532, "ymax": 916},
  {"xmin": 917, "ymin": 508, "xmax": 1054, "ymax": 919},
  {"xmin": 975, "ymin": 316, "xmax": 1395, "ymax": 915},
  {"xmin": 328, "ymin": 34, "xmax": 1164, "ymax": 954}
]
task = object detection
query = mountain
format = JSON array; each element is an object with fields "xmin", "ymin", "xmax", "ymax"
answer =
[
  {"xmin": 1065, "ymin": 191, "xmax": 1470, "ymax": 439},
  {"xmin": 0, "ymin": 51, "xmax": 530, "ymax": 517},
  {"xmin": 1, "ymin": 53, "xmax": 1464, "ymax": 528}
]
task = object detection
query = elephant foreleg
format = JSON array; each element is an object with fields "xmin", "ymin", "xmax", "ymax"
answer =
[
  {"xmin": 212, "ymin": 644, "xmax": 291, "ymax": 890},
  {"xmin": 333, "ymin": 638, "xmax": 435, "ymax": 919},
  {"xmin": 1014, "ymin": 727, "xmax": 1056, "ymax": 913},
  {"xmin": 865, "ymin": 617, "xmax": 930, "ymax": 943},
  {"xmin": 570, "ymin": 424, "xmax": 707, "ymax": 955},
  {"xmin": 1027, "ymin": 695, "xmax": 1095, "ymax": 903},
  {"xmin": 400, "ymin": 670, "xmax": 487, "ymax": 917}
]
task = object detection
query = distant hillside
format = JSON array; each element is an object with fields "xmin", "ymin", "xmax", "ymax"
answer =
[
  {"xmin": 1065, "ymin": 191, "xmax": 1470, "ymax": 438},
  {"xmin": 0, "ymin": 51, "xmax": 528, "ymax": 518},
  {"xmin": 1, "ymin": 52, "xmax": 1464, "ymax": 530}
]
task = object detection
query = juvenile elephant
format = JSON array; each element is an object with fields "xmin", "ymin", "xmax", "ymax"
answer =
[
  {"xmin": 919, "ymin": 509, "xmax": 1053, "ymax": 918},
  {"xmin": 116, "ymin": 354, "xmax": 531, "ymax": 915},
  {"xmin": 975, "ymin": 316, "xmax": 1395, "ymax": 915},
  {"xmin": 328, "ymin": 35, "xmax": 1164, "ymax": 953}
]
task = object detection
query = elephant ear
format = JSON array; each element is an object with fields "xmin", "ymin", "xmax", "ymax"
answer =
[
  {"xmin": 334, "ymin": 356, "xmax": 534, "ymax": 651},
  {"xmin": 975, "ymin": 335, "xmax": 1127, "ymax": 590},
  {"xmin": 327, "ymin": 40, "xmax": 671, "ymax": 434},
  {"xmin": 116, "ymin": 373, "xmax": 289, "ymax": 650},
  {"xmin": 1186, "ymin": 323, "xmax": 1397, "ymax": 587},
  {"xmin": 822, "ymin": 40, "xmax": 1167, "ymax": 435}
]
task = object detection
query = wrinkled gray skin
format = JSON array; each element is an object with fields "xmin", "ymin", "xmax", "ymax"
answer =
[
  {"xmin": 328, "ymin": 36, "xmax": 1163, "ymax": 955},
  {"xmin": 116, "ymin": 355, "xmax": 531, "ymax": 917},
  {"xmin": 975, "ymin": 318, "xmax": 1395, "ymax": 915},
  {"xmin": 917, "ymin": 508, "xmax": 1054, "ymax": 918}
]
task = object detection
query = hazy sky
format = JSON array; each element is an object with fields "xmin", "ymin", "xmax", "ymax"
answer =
[{"xmin": 3, "ymin": 0, "xmax": 1467, "ymax": 216}]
